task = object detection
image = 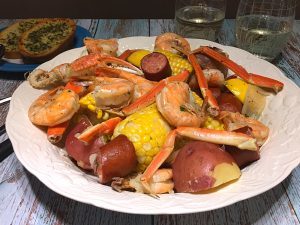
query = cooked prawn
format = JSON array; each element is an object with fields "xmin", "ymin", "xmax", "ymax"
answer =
[
  {"xmin": 84, "ymin": 37, "xmax": 118, "ymax": 56},
  {"xmin": 28, "ymin": 87, "xmax": 80, "ymax": 126},
  {"xmin": 156, "ymin": 81, "xmax": 206, "ymax": 128},
  {"xmin": 203, "ymin": 69, "xmax": 225, "ymax": 87},
  {"xmin": 219, "ymin": 111, "xmax": 269, "ymax": 146},
  {"xmin": 154, "ymin": 32, "xmax": 191, "ymax": 54},
  {"xmin": 92, "ymin": 77, "xmax": 134, "ymax": 110},
  {"xmin": 95, "ymin": 67, "xmax": 155, "ymax": 100}
]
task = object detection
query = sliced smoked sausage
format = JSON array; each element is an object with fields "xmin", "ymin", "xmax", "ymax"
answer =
[
  {"xmin": 95, "ymin": 135, "xmax": 137, "ymax": 184},
  {"xmin": 141, "ymin": 52, "xmax": 171, "ymax": 81}
]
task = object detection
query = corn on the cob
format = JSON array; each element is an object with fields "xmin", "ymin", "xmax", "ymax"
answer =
[
  {"xmin": 79, "ymin": 93, "xmax": 103, "ymax": 119},
  {"xmin": 191, "ymin": 92, "xmax": 224, "ymax": 131},
  {"xmin": 155, "ymin": 49, "xmax": 193, "ymax": 75},
  {"xmin": 113, "ymin": 104, "xmax": 171, "ymax": 171}
]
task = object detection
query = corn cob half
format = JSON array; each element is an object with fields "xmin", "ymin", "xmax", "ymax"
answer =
[
  {"xmin": 155, "ymin": 49, "xmax": 193, "ymax": 75},
  {"xmin": 113, "ymin": 104, "xmax": 170, "ymax": 171}
]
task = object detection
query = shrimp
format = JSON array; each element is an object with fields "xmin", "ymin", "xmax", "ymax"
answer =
[
  {"xmin": 28, "ymin": 87, "xmax": 80, "ymax": 126},
  {"xmin": 202, "ymin": 69, "xmax": 225, "ymax": 87},
  {"xmin": 92, "ymin": 77, "xmax": 134, "ymax": 110},
  {"xmin": 156, "ymin": 81, "xmax": 206, "ymax": 128},
  {"xmin": 95, "ymin": 67, "xmax": 155, "ymax": 100},
  {"xmin": 84, "ymin": 37, "xmax": 118, "ymax": 56},
  {"xmin": 154, "ymin": 32, "xmax": 191, "ymax": 54},
  {"xmin": 219, "ymin": 111, "xmax": 269, "ymax": 146}
]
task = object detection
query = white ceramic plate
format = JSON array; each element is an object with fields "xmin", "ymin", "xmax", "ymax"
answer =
[{"xmin": 6, "ymin": 37, "xmax": 300, "ymax": 215}]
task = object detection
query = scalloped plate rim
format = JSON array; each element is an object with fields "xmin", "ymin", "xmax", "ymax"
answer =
[{"xmin": 6, "ymin": 36, "xmax": 300, "ymax": 215}]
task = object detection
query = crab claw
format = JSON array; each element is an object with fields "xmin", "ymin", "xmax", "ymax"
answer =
[
  {"xmin": 194, "ymin": 47, "xmax": 284, "ymax": 93},
  {"xmin": 77, "ymin": 117, "xmax": 122, "ymax": 143}
]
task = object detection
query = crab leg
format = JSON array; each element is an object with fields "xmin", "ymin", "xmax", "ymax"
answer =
[
  {"xmin": 140, "ymin": 127, "xmax": 257, "ymax": 193},
  {"xmin": 188, "ymin": 54, "xmax": 219, "ymax": 116},
  {"xmin": 77, "ymin": 117, "xmax": 122, "ymax": 143},
  {"xmin": 194, "ymin": 47, "xmax": 284, "ymax": 93},
  {"xmin": 95, "ymin": 67, "xmax": 154, "ymax": 85},
  {"xmin": 248, "ymin": 73, "xmax": 284, "ymax": 92},
  {"xmin": 47, "ymin": 121, "xmax": 70, "ymax": 144},
  {"xmin": 122, "ymin": 69, "xmax": 190, "ymax": 115},
  {"xmin": 98, "ymin": 55, "xmax": 143, "ymax": 74}
]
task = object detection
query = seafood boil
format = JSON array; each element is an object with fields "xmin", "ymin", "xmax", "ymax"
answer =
[{"xmin": 27, "ymin": 32, "xmax": 284, "ymax": 195}]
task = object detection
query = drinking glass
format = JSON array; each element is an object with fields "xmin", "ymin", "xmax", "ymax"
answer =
[
  {"xmin": 175, "ymin": 0, "xmax": 226, "ymax": 41},
  {"xmin": 235, "ymin": 0, "xmax": 296, "ymax": 61}
]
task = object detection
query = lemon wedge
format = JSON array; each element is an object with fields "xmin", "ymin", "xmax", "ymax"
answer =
[
  {"xmin": 127, "ymin": 49, "xmax": 151, "ymax": 67},
  {"xmin": 225, "ymin": 78, "xmax": 248, "ymax": 103}
]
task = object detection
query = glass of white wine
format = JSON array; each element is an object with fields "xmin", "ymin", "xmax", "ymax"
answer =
[
  {"xmin": 235, "ymin": 0, "xmax": 296, "ymax": 62},
  {"xmin": 175, "ymin": 0, "xmax": 226, "ymax": 41}
]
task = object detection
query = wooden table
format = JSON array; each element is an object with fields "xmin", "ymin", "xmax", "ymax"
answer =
[{"xmin": 0, "ymin": 19, "xmax": 299, "ymax": 225}]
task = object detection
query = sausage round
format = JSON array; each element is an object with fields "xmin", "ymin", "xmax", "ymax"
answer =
[
  {"xmin": 141, "ymin": 52, "xmax": 171, "ymax": 81},
  {"xmin": 95, "ymin": 134, "xmax": 137, "ymax": 184},
  {"xmin": 65, "ymin": 117, "xmax": 106, "ymax": 170}
]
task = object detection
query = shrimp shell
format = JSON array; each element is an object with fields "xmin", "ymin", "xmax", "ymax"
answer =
[
  {"xmin": 154, "ymin": 33, "xmax": 191, "ymax": 54},
  {"xmin": 156, "ymin": 81, "xmax": 205, "ymax": 128},
  {"xmin": 28, "ymin": 87, "xmax": 80, "ymax": 126}
]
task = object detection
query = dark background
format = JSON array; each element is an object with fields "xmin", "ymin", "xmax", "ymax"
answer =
[{"xmin": 0, "ymin": 0, "xmax": 299, "ymax": 19}]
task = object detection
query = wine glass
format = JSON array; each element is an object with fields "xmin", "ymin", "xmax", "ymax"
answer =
[
  {"xmin": 175, "ymin": 0, "xmax": 226, "ymax": 41},
  {"xmin": 235, "ymin": 0, "xmax": 296, "ymax": 61}
]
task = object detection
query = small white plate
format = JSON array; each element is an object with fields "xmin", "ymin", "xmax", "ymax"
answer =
[{"xmin": 6, "ymin": 36, "xmax": 300, "ymax": 214}]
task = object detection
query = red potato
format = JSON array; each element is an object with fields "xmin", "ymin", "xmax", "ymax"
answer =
[
  {"xmin": 172, "ymin": 141, "xmax": 241, "ymax": 193},
  {"xmin": 95, "ymin": 135, "xmax": 137, "ymax": 184},
  {"xmin": 225, "ymin": 127, "xmax": 260, "ymax": 169},
  {"xmin": 141, "ymin": 52, "xmax": 172, "ymax": 81},
  {"xmin": 218, "ymin": 92, "xmax": 243, "ymax": 113},
  {"xmin": 65, "ymin": 117, "xmax": 106, "ymax": 170}
]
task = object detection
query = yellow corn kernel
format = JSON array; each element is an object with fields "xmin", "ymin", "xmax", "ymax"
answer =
[
  {"xmin": 155, "ymin": 49, "xmax": 193, "ymax": 75},
  {"xmin": 113, "ymin": 104, "xmax": 171, "ymax": 171},
  {"xmin": 87, "ymin": 104, "xmax": 96, "ymax": 112},
  {"xmin": 204, "ymin": 116, "xmax": 224, "ymax": 130},
  {"xmin": 80, "ymin": 93, "xmax": 104, "ymax": 119},
  {"xmin": 192, "ymin": 92, "xmax": 224, "ymax": 131},
  {"xmin": 96, "ymin": 109, "xmax": 103, "ymax": 119},
  {"xmin": 102, "ymin": 112, "xmax": 110, "ymax": 120},
  {"xmin": 191, "ymin": 91, "xmax": 203, "ymax": 106}
]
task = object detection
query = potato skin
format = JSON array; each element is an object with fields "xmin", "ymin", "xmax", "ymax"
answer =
[
  {"xmin": 95, "ymin": 135, "xmax": 137, "ymax": 184},
  {"xmin": 218, "ymin": 92, "xmax": 243, "ymax": 113},
  {"xmin": 172, "ymin": 141, "xmax": 235, "ymax": 193},
  {"xmin": 225, "ymin": 127, "xmax": 260, "ymax": 169}
]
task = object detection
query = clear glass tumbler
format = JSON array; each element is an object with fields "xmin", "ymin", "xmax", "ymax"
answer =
[
  {"xmin": 175, "ymin": 0, "xmax": 226, "ymax": 41},
  {"xmin": 235, "ymin": 0, "xmax": 296, "ymax": 61}
]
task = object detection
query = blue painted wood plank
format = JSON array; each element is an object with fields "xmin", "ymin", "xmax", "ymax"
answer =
[
  {"xmin": 154, "ymin": 183, "xmax": 299, "ymax": 225},
  {"xmin": 93, "ymin": 19, "xmax": 149, "ymax": 39},
  {"xmin": 0, "ymin": 154, "xmax": 152, "ymax": 225}
]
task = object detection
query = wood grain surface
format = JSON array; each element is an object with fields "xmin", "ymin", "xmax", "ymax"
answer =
[{"xmin": 0, "ymin": 19, "xmax": 299, "ymax": 225}]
